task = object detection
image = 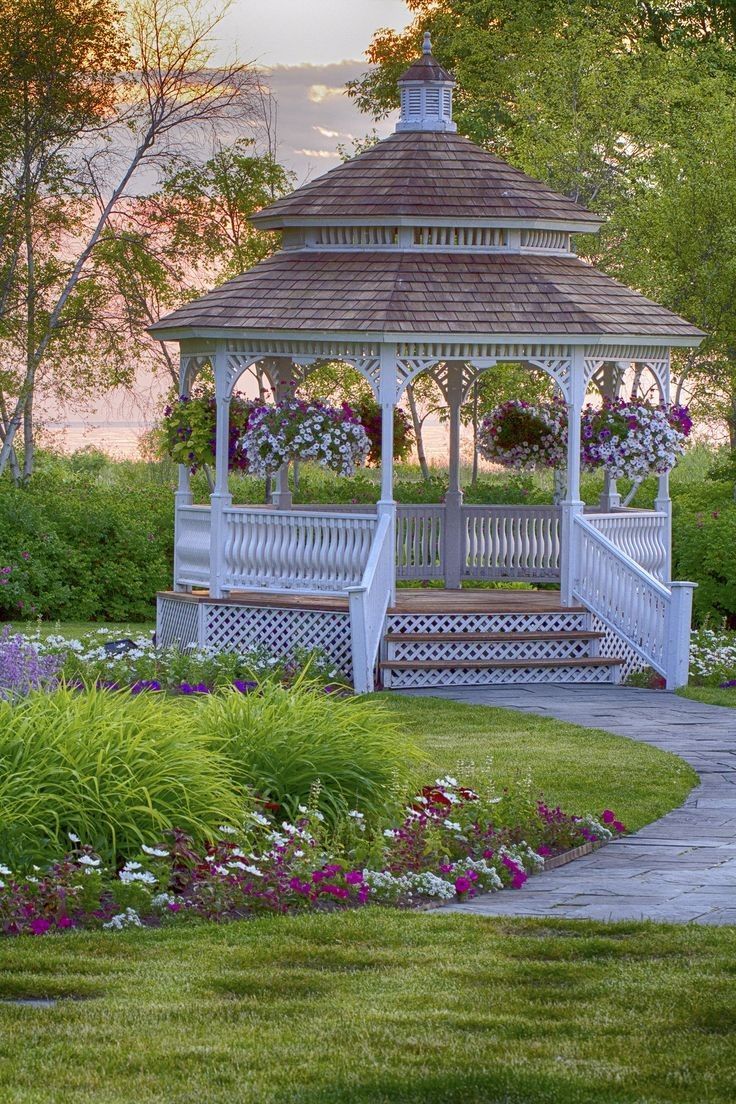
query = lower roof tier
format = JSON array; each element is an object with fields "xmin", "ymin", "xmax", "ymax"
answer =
[{"xmin": 150, "ymin": 250, "xmax": 704, "ymax": 341}]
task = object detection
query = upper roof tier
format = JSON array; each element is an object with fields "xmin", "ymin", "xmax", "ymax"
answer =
[{"xmin": 251, "ymin": 131, "xmax": 602, "ymax": 230}]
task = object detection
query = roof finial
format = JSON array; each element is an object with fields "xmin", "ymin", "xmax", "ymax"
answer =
[{"xmin": 423, "ymin": 30, "xmax": 432, "ymax": 54}]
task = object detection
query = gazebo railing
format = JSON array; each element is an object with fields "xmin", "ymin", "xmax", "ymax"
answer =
[
  {"xmin": 173, "ymin": 501, "xmax": 671, "ymax": 592},
  {"xmin": 463, "ymin": 505, "xmax": 561, "ymax": 581},
  {"xmin": 222, "ymin": 508, "xmax": 376, "ymax": 593},
  {"xmin": 585, "ymin": 511, "xmax": 668, "ymax": 581}
]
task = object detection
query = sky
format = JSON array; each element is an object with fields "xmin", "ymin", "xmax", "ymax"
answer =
[
  {"xmin": 224, "ymin": 0, "xmax": 413, "ymax": 182},
  {"xmin": 48, "ymin": 0, "xmax": 417, "ymax": 454}
]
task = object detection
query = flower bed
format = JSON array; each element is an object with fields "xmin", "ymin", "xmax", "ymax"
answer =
[
  {"xmin": 688, "ymin": 622, "xmax": 736, "ymax": 687},
  {"xmin": 3, "ymin": 628, "xmax": 344, "ymax": 697},
  {"xmin": 0, "ymin": 777, "xmax": 625, "ymax": 935}
]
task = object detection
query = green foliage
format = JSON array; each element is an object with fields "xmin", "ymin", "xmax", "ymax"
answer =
[
  {"xmin": 196, "ymin": 680, "xmax": 423, "ymax": 825},
  {"xmin": 0, "ymin": 687, "xmax": 245, "ymax": 866},
  {"xmin": 672, "ymin": 483, "xmax": 736, "ymax": 626},
  {"xmin": 0, "ymin": 453, "xmax": 173, "ymax": 622}
]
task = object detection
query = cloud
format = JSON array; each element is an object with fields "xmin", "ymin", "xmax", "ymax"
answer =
[
  {"xmin": 265, "ymin": 60, "xmax": 397, "ymax": 182},
  {"xmin": 308, "ymin": 83, "xmax": 345, "ymax": 103},
  {"xmin": 295, "ymin": 148, "xmax": 341, "ymax": 159}
]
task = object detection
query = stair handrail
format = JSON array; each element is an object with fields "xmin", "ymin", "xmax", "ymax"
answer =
[
  {"xmin": 572, "ymin": 513, "xmax": 694, "ymax": 689},
  {"xmin": 347, "ymin": 512, "xmax": 394, "ymax": 694}
]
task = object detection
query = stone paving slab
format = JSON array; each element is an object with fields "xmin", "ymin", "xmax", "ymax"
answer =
[{"xmin": 401, "ymin": 686, "xmax": 736, "ymax": 925}]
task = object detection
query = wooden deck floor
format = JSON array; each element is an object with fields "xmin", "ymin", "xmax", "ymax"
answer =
[{"xmin": 160, "ymin": 588, "xmax": 579, "ymax": 615}]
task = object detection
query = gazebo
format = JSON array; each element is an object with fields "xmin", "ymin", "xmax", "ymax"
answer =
[{"xmin": 150, "ymin": 34, "xmax": 704, "ymax": 693}]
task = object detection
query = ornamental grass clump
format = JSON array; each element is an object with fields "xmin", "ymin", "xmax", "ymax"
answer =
[
  {"xmin": 0, "ymin": 687, "xmax": 245, "ymax": 867},
  {"xmin": 192, "ymin": 679, "xmax": 422, "ymax": 824}
]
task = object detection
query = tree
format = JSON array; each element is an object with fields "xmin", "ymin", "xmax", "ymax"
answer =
[
  {"xmin": 0, "ymin": 0, "xmax": 261, "ymax": 481},
  {"xmin": 349, "ymin": 1, "xmax": 736, "ymax": 453}
]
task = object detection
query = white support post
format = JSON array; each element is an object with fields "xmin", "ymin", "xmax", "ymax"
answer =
[
  {"xmin": 271, "ymin": 357, "xmax": 294, "ymax": 509},
  {"xmin": 444, "ymin": 365, "xmax": 465, "ymax": 589},
  {"xmin": 377, "ymin": 344, "xmax": 397, "ymax": 605},
  {"xmin": 173, "ymin": 353, "xmax": 194, "ymax": 593},
  {"xmin": 560, "ymin": 350, "xmax": 585, "ymax": 606},
  {"xmin": 598, "ymin": 361, "xmax": 623, "ymax": 511},
  {"xmin": 655, "ymin": 470, "xmax": 673, "ymax": 583},
  {"xmin": 663, "ymin": 581, "xmax": 696, "ymax": 689},
  {"xmin": 654, "ymin": 351, "xmax": 672, "ymax": 581},
  {"xmin": 209, "ymin": 342, "xmax": 232, "ymax": 599}
]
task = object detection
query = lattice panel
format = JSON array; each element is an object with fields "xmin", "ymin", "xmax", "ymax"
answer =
[
  {"xmin": 385, "ymin": 662, "xmax": 618, "ymax": 689},
  {"xmin": 157, "ymin": 597, "xmax": 199, "ymax": 649},
  {"xmin": 590, "ymin": 615, "xmax": 647, "ymax": 683},
  {"xmin": 386, "ymin": 611, "xmax": 589, "ymax": 636},
  {"xmin": 204, "ymin": 604, "xmax": 353, "ymax": 679},
  {"xmin": 388, "ymin": 637, "xmax": 593, "ymax": 664}
]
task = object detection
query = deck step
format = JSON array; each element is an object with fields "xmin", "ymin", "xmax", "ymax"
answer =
[
  {"xmin": 384, "ymin": 630, "xmax": 605, "ymax": 644},
  {"xmin": 379, "ymin": 657, "xmax": 623, "ymax": 672}
]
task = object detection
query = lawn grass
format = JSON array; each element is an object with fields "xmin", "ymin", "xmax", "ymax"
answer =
[
  {"xmin": 0, "ymin": 911, "xmax": 734, "ymax": 1104},
  {"xmin": 7, "ymin": 621, "xmax": 155, "ymax": 640},
  {"xmin": 380, "ymin": 694, "xmax": 696, "ymax": 832},
  {"xmin": 679, "ymin": 686, "xmax": 736, "ymax": 708}
]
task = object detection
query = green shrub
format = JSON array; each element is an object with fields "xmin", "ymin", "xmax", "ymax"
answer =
[
  {"xmin": 0, "ymin": 458, "xmax": 173, "ymax": 622},
  {"xmin": 195, "ymin": 681, "xmax": 423, "ymax": 824},
  {"xmin": 0, "ymin": 687, "xmax": 244, "ymax": 865}
]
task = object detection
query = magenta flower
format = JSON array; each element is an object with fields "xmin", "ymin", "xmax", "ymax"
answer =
[
  {"xmin": 454, "ymin": 876, "xmax": 472, "ymax": 894},
  {"xmin": 601, "ymin": 810, "xmax": 616, "ymax": 824},
  {"xmin": 345, "ymin": 870, "xmax": 363, "ymax": 885},
  {"xmin": 29, "ymin": 917, "xmax": 52, "ymax": 936}
]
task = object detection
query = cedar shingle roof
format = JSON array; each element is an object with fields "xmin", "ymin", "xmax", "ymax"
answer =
[
  {"xmin": 150, "ymin": 251, "xmax": 704, "ymax": 339},
  {"xmin": 398, "ymin": 51, "xmax": 454, "ymax": 83},
  {"xmin": 251, "ymin": 131, "xmax": 602, "ymax": 228}
]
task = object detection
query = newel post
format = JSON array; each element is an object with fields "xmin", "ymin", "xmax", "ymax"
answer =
[
  {"xmin": 209, "ymin": 342, "xmax": 232, "ymax": 599},
  {"xmin": 444, "ymin": 365, "xmax": 465, "ymax": 589},
  {"xmin": 173, "ymin": 352, "xmax": 194, "ymax": 593},
  {"xmin": 663, "ymin": 581, "xmax": 695, "ymax": 689},
  {"xmin": 560, "ymin": 350, "xmax": 585, "ymax": 606}
]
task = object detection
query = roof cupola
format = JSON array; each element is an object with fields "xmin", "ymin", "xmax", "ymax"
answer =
[{"xmin": 396, "ymin": 32, "xmax": 456, "ymax": 133}]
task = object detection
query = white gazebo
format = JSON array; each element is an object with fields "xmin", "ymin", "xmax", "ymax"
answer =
[{"xmin": 150, "ymin": 34, "xmax": 704, "ymax": 693}]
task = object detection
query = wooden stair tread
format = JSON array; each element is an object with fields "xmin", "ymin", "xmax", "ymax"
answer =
[
  {"xmin": 385, "ymin": 630, "xmax": 604, "ymax": 644},
  {"xmin": 379, "ymin": 657, "xmax": 623, "ymax": 671}
]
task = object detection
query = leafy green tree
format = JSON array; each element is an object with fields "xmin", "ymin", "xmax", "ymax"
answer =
[{"xmin": 0, "ymin": 0, "xmax": 261, "ymax": 482}]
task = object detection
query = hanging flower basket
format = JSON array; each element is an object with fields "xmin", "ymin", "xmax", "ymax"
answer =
[
  {"xmin": 477, "ymin": 399, "xmax": 568, "ymax": 471},
  {"xmin": 242, "ymin": 400, "xmax": 371, "ymax": 477},
  {"xmin": 162, "ymin": 391, "xmax": 254, "ymax": 473},
  {"xmin": 348, "ymin": 395, "xmax": 414, "ymax": 466},
  {"xmin": 581, "ymin": 398, "xmax": 692, "ymax": 481}
]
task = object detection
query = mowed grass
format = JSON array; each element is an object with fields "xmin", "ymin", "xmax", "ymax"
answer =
[
  {"xmin": 679, "ymin": 686, "xmax": 736, "ymax": 709},
  {"xmin": 7, "ymin": 621, "xmax": 155, "ymax": 640},
  {"xmin": 0, "ymin": 911, "xmax": 734, "ymax": 1104},
  {"xmin": 379, "ymin": 694, "xmax": 696, "ymax": 831}
]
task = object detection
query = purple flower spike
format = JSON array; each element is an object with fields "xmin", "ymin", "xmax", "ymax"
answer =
[
  {"xmin": 130, "ymin": 679, "xmax": 162, "ymax": 695},
  {"xmin": 179, "ymin": 681, "xmax": 211, "ymax": 695}
]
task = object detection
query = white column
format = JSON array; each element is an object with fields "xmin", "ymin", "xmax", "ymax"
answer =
[
  {"xmin": 378, "ymin": 344, "xmax": 397, "ymax": 604},
  {"xmin": 173, "ymin": 352, "xmax": 194, "ymax": 593},
  {"xmin": 444, "ymin": 365, "xmax": 465, "ymax": 589},
  {"xmin": 560, "ymin": 350, "xmax": 585, "ymax": 605},
  {"xmin": 209, "ymin": 342, "xmax": 232, "ymax": 599},
  {"xmin": 271, "ymin": 357, "xmax": 294, "ymax": 509},
  {"xmin": 654, "ymin": 352, "xmax": 673, "ymax": 581},
  {"xmin": 598, "ymin": 362, "xmax": 623, "ymax": 511}
]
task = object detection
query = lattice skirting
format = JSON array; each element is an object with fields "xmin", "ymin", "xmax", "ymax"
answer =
[
  {"xmin": 388, "ymin": 637, "xmax": 593, "ymax": 664},
  {"xmin": 156, "ymin": 596, "xmax": 199, "ymax": 649},
  {"xmin": 156, "ymin": 596, "xmax": 353, "ymax": 680},
  {"xmin": 386, "ymin": 611, "xmax": 589, "ymax": 636},
  {"xmin": 590, "ymin": 615, "xmax": 648, "ymax": 683},
  {"xmin": 386, "ymin": 663, "xmax": 617, "ymax": 690}
]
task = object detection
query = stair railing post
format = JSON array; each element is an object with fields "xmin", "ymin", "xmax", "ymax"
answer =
[{"xmin": 663, "ymin": 581, "xmax": 695, "ymax": 689}]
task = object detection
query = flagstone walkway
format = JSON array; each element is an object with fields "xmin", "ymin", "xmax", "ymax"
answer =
[{"xmin": 402, "ymin": 686, "xmax": 736, "ymax": 924}]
